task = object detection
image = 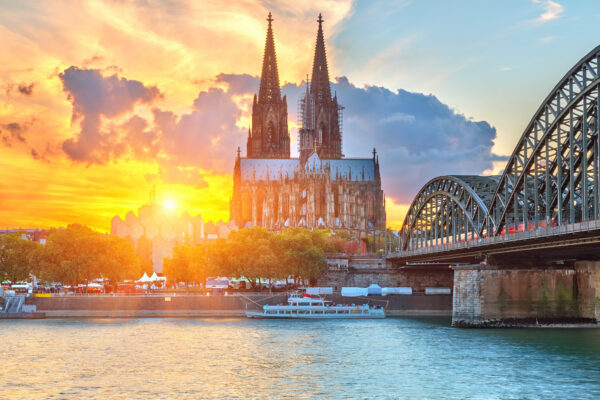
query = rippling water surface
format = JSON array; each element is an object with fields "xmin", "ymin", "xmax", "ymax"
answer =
[{"xmin": 1, "ymin": 318, "xmax": 600, "ymax": 399}]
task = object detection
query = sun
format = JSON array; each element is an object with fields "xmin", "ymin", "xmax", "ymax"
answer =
[{"xmin": 164, "ymin": 199, "xmax": 177, "ymax": 211}]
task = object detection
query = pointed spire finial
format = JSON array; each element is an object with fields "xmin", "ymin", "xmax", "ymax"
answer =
[
  {"xmin": 311, "ymin": 12, "xmax": 331, "ymax": 102},
  {"xmin": 258, "ymin": 12, "xmax": 281, "ymax": 104},
  {"xmin": 373, "ymin": 147, "xmax": 377, "ymax": 159},
  {"xmin": 237, "ymin": 146, "xmax": 241, "ymax": 159}
]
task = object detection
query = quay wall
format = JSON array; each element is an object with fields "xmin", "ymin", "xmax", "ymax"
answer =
[
  {"xmin": 29, "ymin": 294, "xmax": 286, "ymax": 318},
  {"xmin": 26, "ymin": 293, "xmax": 451, "ymax": 318},
  {"xmin": 318, "ymin": 268, "xmax": 453, "ymax": 292},
  {"xmin": 452, "ymin": 261, "xmax": 600, "ymax": 327}
]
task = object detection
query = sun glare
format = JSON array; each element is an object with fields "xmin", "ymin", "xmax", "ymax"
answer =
[{"xmin": 164, "ymin": 199, "xmax": 177, "ymax": 211}]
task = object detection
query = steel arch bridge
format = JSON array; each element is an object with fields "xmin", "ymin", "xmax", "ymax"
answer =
[{"xmin": 400, "ymin": 45, "xmax": 600, "ymax": 253}]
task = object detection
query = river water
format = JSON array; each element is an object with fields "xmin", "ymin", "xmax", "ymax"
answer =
[{"xmin": 1, "ymin": 318, "xmax": 599, "ymax": 399}]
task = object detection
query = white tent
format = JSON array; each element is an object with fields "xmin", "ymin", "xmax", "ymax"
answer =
[
  {"xmin": 150, "ymin": 272, "xmax": 159, "ymax": 282},
  {"xmin": 136, "ymin": 272, "xmax": 151, "ymax": 283}
]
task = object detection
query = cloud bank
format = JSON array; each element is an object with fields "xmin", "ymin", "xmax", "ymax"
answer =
[{"xmin": 58, "ymin": 67, "xmax": 504, "ymax": 204}]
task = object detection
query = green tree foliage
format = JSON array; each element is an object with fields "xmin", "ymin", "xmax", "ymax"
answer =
[
  {"xmin": 163, "ymin": 243, "xmax": 215, "ymax": 286},
  {"xmin": 273, "ymin": 228, "xmax": 327, "ymax": 283},
  {"xmin": 163, "ymin": 227, "xmax": 329, "ymax": 286},
  {"xmin": 98, "ymin": 235, "xmax": 141, "ymax": 282},
  {"xmin": 0, "ymin": 233, "xmax": 41, "ymax": 282},
  {"xmin": 39, "ymin": 224, "xmax": 140, "ymax": 285},
  {"xmin": 325, "ymin": 236, "xmax": 347, "ymax": 253}
]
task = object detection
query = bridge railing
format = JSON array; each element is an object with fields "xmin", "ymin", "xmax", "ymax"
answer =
[{"xmin": 394, "ymin": 219, "xmax": 600, "ymax": 258}]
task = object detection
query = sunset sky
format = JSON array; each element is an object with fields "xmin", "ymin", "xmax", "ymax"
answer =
[{"xmin": 1, "ymin": 0, "xmax": 599, "ymax": 231}]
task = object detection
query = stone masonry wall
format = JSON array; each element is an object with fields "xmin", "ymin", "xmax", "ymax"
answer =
[
  {"xmin": 453, "ymin": 263, "xmax": 600, "ymax": 327},
  {"xmin": 318, "ymin": 268, "xmax": 453, "ymax": 292},
  {"xmin": 574, "ymin": 261, "xmax": 600, "ymax": 321}
]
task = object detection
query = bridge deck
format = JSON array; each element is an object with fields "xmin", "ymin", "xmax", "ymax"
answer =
[{"xmin": 390, "ymin": 219, "xmax": 600, "ymax": 264}]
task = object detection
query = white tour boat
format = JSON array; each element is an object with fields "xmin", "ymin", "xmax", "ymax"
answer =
[{"xmin": 245, "ymin": 291, "xmax": 385, "ymax": 319}]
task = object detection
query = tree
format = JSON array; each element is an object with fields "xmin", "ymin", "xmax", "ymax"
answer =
[
  {"xmin": 275, "ymin": 229, "xmax": 327, "ymax": 284},
  {"xmin": 163, "ymin": 245, "xmax": 195, "ymax": 286},
  {"xmin": 163, "ymin": 243, "xmax": 217, "ymax": 287},
  {"xmin": 0, "ymin": 233, "xmax": 40, "ymax": 282},
  {"xmin": 38, "ymin": 224, "xmax": 139, "ymax": 286},
  {"xmin": 39, "ymin": 225, "xmax": 102, "ymax": 285},
  {"xmin": 98, "ymin": 235, "xmax": 141, "ymax": 282},
  {"xmin": 344, "ymin": 240, "xmax": 359, "ymax": 254},
  {"xmin": 325, "ymin": 235, "xmax": 347, "ymax": 253},
  {"xmin": 136, "ymin": 235, "xmax": 154, "ymax": 275},
  {"xmin": 227, "ymin": 227, "xmax": 278, "ymax": 289},
  {"xmin": 189, "ymin": 244, "xmax": 216, "ymax": 287}
]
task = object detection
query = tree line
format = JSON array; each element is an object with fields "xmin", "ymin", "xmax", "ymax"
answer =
[
  {"xmin": 163, "ymin": 227, "xmax": 346, "ymax": 288},
  {"xmin": 0, "ymin": 224, "xmax": 370, "ymax": 288},
  {"xmin": 0, "ymin": 224, "xmax": 140, "ymax": 285}
]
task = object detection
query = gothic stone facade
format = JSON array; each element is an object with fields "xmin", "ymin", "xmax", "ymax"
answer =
[{"xmin": 230, "ymin": 13, "xmax": 386, "ymax": 232}]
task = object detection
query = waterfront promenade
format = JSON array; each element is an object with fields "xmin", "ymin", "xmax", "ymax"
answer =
[{"xmin": 7, "ymin": 293, "xmax": 452, "ymax": 318}]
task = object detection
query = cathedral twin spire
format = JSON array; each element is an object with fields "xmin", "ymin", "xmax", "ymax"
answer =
[
  {"xmin": 247, "ymin": 12, "xmax": 340, "ymax": 161},
  {"xmin": 300, "ymin": 13, "xmax": 342, "ymax": 162},
  {"xmin": 247, "ymin": 12, "xmax": 289, "ymax": 159}
]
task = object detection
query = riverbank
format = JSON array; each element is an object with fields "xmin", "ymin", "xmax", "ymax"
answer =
[{"xmin": 19, "ymin": 293, "xmax": 452, "ymax": 318}]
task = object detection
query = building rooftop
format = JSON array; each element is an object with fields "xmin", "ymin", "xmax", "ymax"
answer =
[{"xmin": 240, "ymin": 154, "xmax": 376, "ymax": 183}]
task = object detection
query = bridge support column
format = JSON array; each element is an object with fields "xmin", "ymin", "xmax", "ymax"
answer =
[{"xmin": 452, "ymin": 261, "xmax": 600, "ymax": 327}]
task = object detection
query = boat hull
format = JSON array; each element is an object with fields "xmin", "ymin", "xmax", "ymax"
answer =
[{"xmin": 245, "ymin": 311, "xmax": 385, "ymax": 319}]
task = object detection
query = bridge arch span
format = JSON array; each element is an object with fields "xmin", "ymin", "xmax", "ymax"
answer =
[{"xmin": 400, "ymin": 175, "xmax": 498, "ymax": 251}]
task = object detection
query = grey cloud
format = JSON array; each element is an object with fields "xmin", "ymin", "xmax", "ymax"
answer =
[
  {"xmin": 3, "ymin": 82, "xmax": 35, "ymax": 96},
  {"xmin": 17, "ymin": 83, "xmax": 34, "ymax": 96},
  {"xmin": 281, "ymin": 76, "xmax": 506, "ymax": 203},
  {"xmin": 0, "ymin": 122, "xmax": 28, "ymax": 147},
  {"xmin": 155, "ymin": 83, "xmax": 247, "ymax": 173},
  {"xmin": 59, "ymin": 66, "xmax": 161, "ymax": 163}
]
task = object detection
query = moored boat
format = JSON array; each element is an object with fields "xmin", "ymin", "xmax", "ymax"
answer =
[{"xmin": 245, "ymin": 291, "xmax": 385, "ymax": 319}]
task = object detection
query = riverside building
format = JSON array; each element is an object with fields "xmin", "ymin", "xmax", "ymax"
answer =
[{"xmin": 230, "ymin": 13, "xmax": 386, "ymax": 233}]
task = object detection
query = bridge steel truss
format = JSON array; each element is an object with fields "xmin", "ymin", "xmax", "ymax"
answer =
[
  {"xmin": 484, "ymin": 44, "xmax": 600, "ymax": 238},
  {"xmin": 400, "ymin": 45, "xmax": 600, "ymax": 252},
  {"xmin": 400, "ymin": 175, "xmax": 498, "ymax": 250}
]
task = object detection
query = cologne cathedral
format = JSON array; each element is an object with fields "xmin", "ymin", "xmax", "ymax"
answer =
[{"xmin": 230, "ymin": 13, "xmax": 386, "ymax": 232}]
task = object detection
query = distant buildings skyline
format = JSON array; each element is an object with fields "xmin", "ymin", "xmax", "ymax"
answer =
[{"xmin": 111, "ymin": 200, "xmax": 235, "ymax": 273}]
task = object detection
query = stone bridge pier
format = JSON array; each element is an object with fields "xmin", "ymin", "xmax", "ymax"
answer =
[{"xmin": 452, "ymin": 261, "xmax": 600, "ymax": 327}]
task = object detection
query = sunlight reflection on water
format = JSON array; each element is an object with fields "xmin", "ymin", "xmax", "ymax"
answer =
[{"xmin": 1, "ymin": 318, "xmax": 600, "ymax": 399}]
